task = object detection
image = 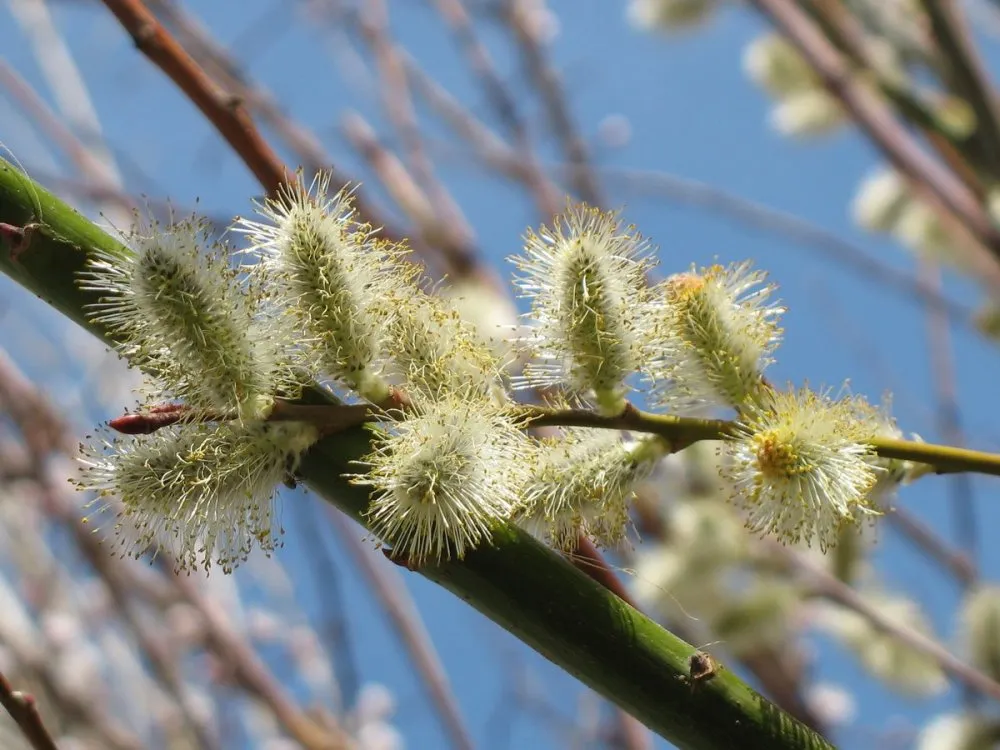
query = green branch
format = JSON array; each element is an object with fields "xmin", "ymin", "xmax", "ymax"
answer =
[{"xmin": 0, "ymin": 158, "xmax": 833, "ymax": 750}]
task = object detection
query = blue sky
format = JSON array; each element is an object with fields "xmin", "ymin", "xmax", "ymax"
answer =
[{"xmin": 2, "ymin": 1, "xmax": 999, "ymax": 747}]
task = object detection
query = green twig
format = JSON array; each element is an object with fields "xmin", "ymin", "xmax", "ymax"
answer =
[{"xmin": 522, "ymin": 405, "xmax": 1000, "ymax": 478}]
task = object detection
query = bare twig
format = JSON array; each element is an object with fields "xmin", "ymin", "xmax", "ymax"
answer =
[
  {"xmin": 354, "ymin": 0, "xmax": 478, "ymax": 273},
  {"xmin": 885, "ymin": 505, "xmax": 976, "ymax": 586},
  {"xmin": 8, "ymin": 0, "xmax": 125, "ymax": 196},
  {"xmin": 593, "ymin": 165, "xmax": 975, "ymax": 325},
  {"xmin": 427, "ymin": 0, "xmax": 562, "ymax": 217},
  {"xmin": 143, "ymin": 0, "xmax": 413, "ymax": 246},
  {"xmin": 0, "ymin": 60, "xmax": 125, "ymax": 198},
  {"xmin": 785, "ymin": 545, "xmax": 1000, "ymax": 701},
  {"xmin": 0, "ymin": 671, "xmax": 58, "ymax": 750},
  {"xmin": 747, "ymin": 0, "xmax": 1000, "ymax": 280},
  {"xmin": 341, "ymin": 111, "xmax": 464, "ymax": 279},
  {"xmin": 168, "ymin": 570, "xmax": 352, "ymax": 750},
  {"xmin": 99, "ymin": 0, "xmax": 290, "ymax": 193},
  {"xmin": 919, "ymin": 0, "xmax": 1000, "ymax": 175}
]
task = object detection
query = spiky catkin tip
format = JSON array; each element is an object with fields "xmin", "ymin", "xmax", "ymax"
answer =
[
  {"xmin": 652, "ymin": 261, "xmax": 783, "ymax": 413},
  {"xmin": 79, "ymin": 216, "xmax": 277, "ymax": 420},
  {"xmin": 354, "ymin": 396, "xmax": 530, "ymax": 567},
  {"xmin": 76, "ymin": 422, "xmax": 319, "ymax": 573},
  {"xmin": 510, "ymin": 203, "xmax": 659, "ymax": 415},
  {"xmin": 721, "ymin": 386, "xmax": 882, "ymax": 551},
  {"xmin": 234, "ymin": 170, "xmax": 413, "ymax": 403}
]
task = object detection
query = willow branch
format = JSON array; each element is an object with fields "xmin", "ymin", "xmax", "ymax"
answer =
[
  {"xmin": 919, "ymin": 0, "xmax": 1000, "ymax": 176},
  {"xmin": 98, "ymin": 0, "xmax": 290, "ymax": 193},
  {"xmin": 781, "ymin": 545, "xmax": 1000, "ymax": 701},
  {"xmin": 499, "ymin": 0, "xmax": 603, "ymax": 206},
  {"xmin": 0, "ymin": 671, "xmax": 57, "ymax": 750},
  {"xmin": 746, "ymin": 0, "xmax": 1000, "ymax": 271},
  {"xmin": 106, "ymin": 397, "xmax": 1000, "ymax": 479},
  {"xmin": 524, "ymin": 404, "xmax": 1000, "ymax": 477},
  {"xmin": 0, "ymin": 157, "xmax": 833, "ymax": 750}
]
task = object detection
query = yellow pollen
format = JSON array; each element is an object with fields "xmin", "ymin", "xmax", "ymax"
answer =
[
  {"xmin": 752, "ymin": 431, "xmax": 801, "ymax": 478},
  {"xmin": 665, "ymin": 273, "xmax": 706, "ymax": 304}
]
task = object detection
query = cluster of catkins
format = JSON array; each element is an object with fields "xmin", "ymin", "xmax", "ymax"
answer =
[{"xmin": 73, "ymin": 172, "xmax": 907, "ymax": 573}]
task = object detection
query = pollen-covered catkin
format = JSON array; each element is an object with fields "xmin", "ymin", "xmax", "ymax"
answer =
[
  {"xmin": 76, "ymin": 421, "xmax": 319, "ymax": 573},
  {"xmin": 383, "ymin": 286, "xmax": 506, "ymax": 405},
  {"xmin": 720, "ymin": 387, "xmax": 881, "ymax": 550},
  {"xmin": 355, "ymin": 396, "xmax": 530, "ymax": 566},
  {"xmin": 79, "ymin": 217, "xmax": 278, "ymax": 420},
  {"xmin": 517, "ymin": 429, "xmax": 667, "ymax": 551},
  {"xmin": 510, "ymin": 203, "xmax": 660, "ymax": 415},
  {"xmin": 651, "ymin": 261, "xmax": 783, "ymax": 413},
  {"xmin": 235, "ymin": 171, "xmax": 413, "ymax": 403}
]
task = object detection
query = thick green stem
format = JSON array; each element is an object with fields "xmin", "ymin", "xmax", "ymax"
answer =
[{"xmin": 0, "ymin": 158, "xmax": 833, "ymax": 750}]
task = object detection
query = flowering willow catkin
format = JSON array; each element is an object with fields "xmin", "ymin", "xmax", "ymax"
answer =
[
  {"xmin": 652, "ymin": 261, "xmax": 783, "ymax": 413},
  {"xmin": 79, "ymin": 217, "xmax": 279, "ymax": 420},
  {"xmin": 517, "ymin": 429, "xmax": 667, "ymax": 551},
  {"xmin": 510, "ymin": 204, "xmax": 659, "ymax": 415},
  {"xmin": 721, "ymin": 387, "xmax": 880, "ymax": 550},
  {"xmin": 76, "ymin": 422, "xmax": 318, "ymax": 572},
  {"xmin": 355, "ymin": 396, "xmax": 530, "ymax": 566},
  {"xmin": 384, "ymin": 286, "xmax": 505, "ymax": 404},
  {"xmin": 235, "ymin": 172, "xmax": 413, "ymax": 403}
]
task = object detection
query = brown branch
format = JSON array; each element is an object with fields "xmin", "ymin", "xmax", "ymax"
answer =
[
  {"xmin": 919, "ymin": 0, "xmax": 1000, "ymax": 176},
  {"xmin": 884, "ymin": 505, "xmax": 976, "ymax": 585},
  {"xmin": 168, "ymin": 569, "xmax": 351, "ymax": 750},
  {"xmin": 783, "ymin": 545, "xmax": 1000, "ymax": 701},
  {"xmin": 427, "ymin": 0, "xmax": 562, "ymax": 217},
  {"xmin": 340, "ymin": 112, "xmax": 455, "ymax": 279},
  {"xmin": 747, "ymin": 0, "xmax": 1000, "ymax": 276},
  {"xmin": 0, "ymin": 348, "xmax": 221, "ymax": 747},
  {"xmin": 142, "ymin": 0, "xmax": 414, "ymax": 250},
  {"xmin": 593, "ymin": 165, "xmax": 975, "ymax": 325},
  {"xmin": 0, "ymin": 60, "xmax": 124, "ymax": 193},
  {"xmin": 98, "ymin": 0, "xmax": 290, "ymax": 194},
  {"xmin": 356, "ymin": 0, "xmax": 477, "ymax": 267},
  {"xmin": 0, "ymin": 672, "xmax": 58, "ymax": 750}
]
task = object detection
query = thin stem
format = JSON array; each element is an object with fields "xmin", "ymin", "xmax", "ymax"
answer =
[
  {"xmin": 0, "ymin": 671, "xmax": 58, "ymax": 750},
  {"xmin": 523, "ymin": 404, "xmax": 1000, "ymax": 478},
  {"xmin": 781, "ymin": 545, "xmax": 1000, "ymax": 702},
  {"xmin": 109, "ymin": 398, "xmax": 1000, "ymax": 479},
  {"xmin": 746, "ymin": 0, "xmax": 1000, "ymax": 279}
]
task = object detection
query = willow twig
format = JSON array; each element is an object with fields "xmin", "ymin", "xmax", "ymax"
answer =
[
  {"xmin": 107, "ymin": 396, "xmax": 1000, "ymax": 480},
  {"xmin": 0, "ymin": 671, "xmax": 57, "ymax": 750},
  {"xmin": 747, "ymin": 0, "xmax": 1000, "ymax": 274},
  {"xmin": 99, "ymin": 0, "xmax": 289, "ymax": 193}
]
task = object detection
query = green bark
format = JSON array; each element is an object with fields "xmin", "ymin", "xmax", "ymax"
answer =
[{"xmin": 0, "ymin": 158, "xmax": 835, "ymax": 750}]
